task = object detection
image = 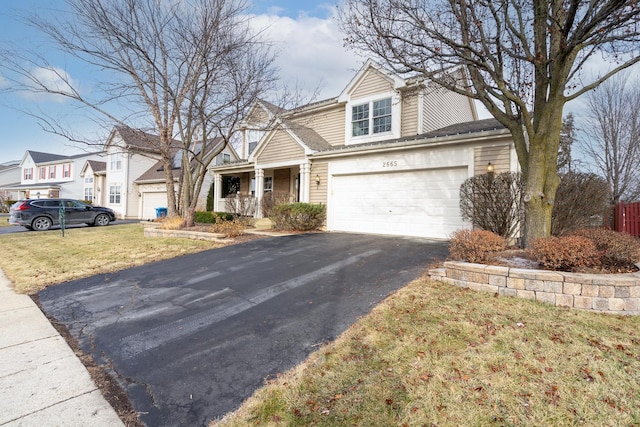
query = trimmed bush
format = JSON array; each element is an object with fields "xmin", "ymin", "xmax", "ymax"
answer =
[
  {"xmin": 574, "ymin": 228, "xmax": 640, "ymax": 270},
  {"xmin": 448, "ymin": 229, "xmax": 507, "ymax": 263},
  {"xmin": 530, "ymin": 235, "xmax": 599, "ymax": 271},
  {"xmin": 194, "ymin": 211, "xmax": 235, "ymax": 223},
  {"xmin": 208, "ymin": 216, "xmax": 244, "ymax": 238},
  {"xmin": 269, "ymin": 203, "xmax": 326, "ymax": 231}
]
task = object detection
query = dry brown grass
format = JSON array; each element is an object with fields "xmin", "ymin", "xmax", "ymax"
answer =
[
  {"xmin": 0, "ymin": 223, "xmax": 225, "ymax": 294},
  {"xmin": 214, "ymin": 278, "xmax": 640, "ymax": 427}
]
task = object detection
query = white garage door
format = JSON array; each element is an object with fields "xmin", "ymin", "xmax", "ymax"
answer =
[
  {"xmin": 329, "ymin": 167, "xmax": 467, "ymax": 239},
  {"xmin": 141, "ymin": 192, "xmax": 168, "ymax": 220}
]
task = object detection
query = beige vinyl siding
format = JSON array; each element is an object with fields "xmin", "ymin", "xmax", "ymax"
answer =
[
  {"xmin": 401, "ymin": 91, "xmax": 420, "ymax": 137},
  {"xmin": 125, "ymin": 154, "xmax": 158, "ymax": 218},
  {"xmin": 246, "ymin": 105, "xmax": 271, "ymax": 125},
  {"xmin": 256, "ymin": 131, "xmax": 305, "ymax": 164},
  {"xmin": 474, "ymin": 145, "xmax": 511, "ymax": 175},
  {"xmin": 293, "ymin": 105, "xmax": 346, "ymax": 147},
  {"xmin": 309, "ymin": 161, "xmax": 328, "ymax": 205},
  {"xmin": 273, "ymin": 168, "xmax": 290, "ymax": 194},
  {"xmin": 423, "ymin": 86, "xmax": 475, "ymax": 132},
  {"xmin": 351, "ymin": 69, "xmax": 394, "ymax": 99},
  {"xmin": 240, "ymin": 172, "xmax": 251, "ymax": 194}
]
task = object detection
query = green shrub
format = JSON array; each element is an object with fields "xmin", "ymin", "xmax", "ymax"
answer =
[
  {"xmin": 573, "ymin": 228, "xmax": 640, "ymax": 270},
  {"xmin": 530, "ymin": 235, "xmax": 599, "ymax": 271},
  {"xmin": 448, "ymin": 229, "xmax": 507, "ymax": 263},
  {"xmin": 269, "ymin": 203, "xmax": 326, "ymax": 231},
  {"xmin": 208, "ymin": 216, "xmax": 244, "ymax": 238},
  {"xmin": 194, "ymin": 211, "xmax": 235, "ymax": 223}
]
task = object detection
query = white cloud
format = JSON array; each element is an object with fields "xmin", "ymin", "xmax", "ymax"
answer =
[
  {"xmin": 251, "ymin": 8, "xmax": 363, "ymax": 101},
  {"xmin": 20, "ymin": 66, "xmax": 79, "ymax": 103}
]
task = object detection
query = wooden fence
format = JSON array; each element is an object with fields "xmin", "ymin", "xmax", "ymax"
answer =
[{"xmin": 614, "ymin": 201, "xmax": 640, "ymax": 237}]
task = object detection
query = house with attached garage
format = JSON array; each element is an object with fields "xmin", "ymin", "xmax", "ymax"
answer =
[
  {"xmin": 210, "ymin": 59, "xmax": 517, "ymax": 239},
  {"xmin": 87, "ymin": 125, "xmax": 239, "ymax": 219}
]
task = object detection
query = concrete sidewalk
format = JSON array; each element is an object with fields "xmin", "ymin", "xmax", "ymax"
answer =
[{"xmin": 0, "ymin": 271, "xmax": 123, "ymax": 426}]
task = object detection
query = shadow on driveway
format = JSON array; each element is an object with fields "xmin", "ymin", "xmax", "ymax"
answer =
[{"xmin": 37, "ymin": 232, "xmax": 448, "ymax": 426}]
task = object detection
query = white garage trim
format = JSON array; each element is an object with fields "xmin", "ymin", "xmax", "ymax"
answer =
[
  {"xmin": 141, "ymin": 192, "xmax": 168, "ymax": 220},
  {"xmin": 328, "ymin": 166, "xmax": 468, "ymax": 239}
]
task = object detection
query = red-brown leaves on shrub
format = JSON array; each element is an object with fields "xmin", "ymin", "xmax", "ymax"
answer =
[
  {"xmin": 449, "ymin": 229, "xmax": 507, "ymax": 263},
  {"xmin": 573, "ymin": 228, "xmax": 640, "ymax": 270},
  {"xmin": 530, "ymin": 235, "xmax": 599, "ymax": 271}
]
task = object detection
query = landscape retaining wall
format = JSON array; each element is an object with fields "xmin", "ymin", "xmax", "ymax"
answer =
[{"xmin": 429, "ymin": 261, "xmax": 640, "ymax": 315}]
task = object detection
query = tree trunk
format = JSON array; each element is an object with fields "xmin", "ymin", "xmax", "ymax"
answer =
[
  {"xmin": 522, "ymin": 111, "xmax": 563, "ymax": 247},
  {"xmin": 184, "ymin": 205, "xmax": 196, "ymax": 228}
]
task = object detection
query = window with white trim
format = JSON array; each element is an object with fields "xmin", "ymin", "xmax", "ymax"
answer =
[
  {"xmin": 264, "ymin": 176, "xmax": 273, "ymax": 193},
  {"xmin": 49, "ymin": 166, "xmax": 56, "ymax": 179},
  {"xmin": 84, "ymin": 187, "xmax": 93, "ymax": 201},
  {"xmin": 110, "ymin": 152, "xmax": 122, "ymax": 170},
  {"xmin": 39, "ymin": 167, "xmax": 46, "ymax": 180},
  {"xmin": 24, "ymin": 168, "xmax": 33, "ymax": 180},
  {"xmin": 109, "ymin": 185, "xmax": 121, "ymax": 204},
  {"xmin": 351, "ymin": 97, "xmax": 392, "ymax": 137},
  {"xmin": 63, "ymin": 164, "xmax": 71, "ymax": 178}
]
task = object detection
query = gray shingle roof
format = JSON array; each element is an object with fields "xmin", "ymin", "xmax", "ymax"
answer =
[
  {"xmin": 27, "ymin": 151, "xmax": 68, "ymax": 164},
  {"xmin": 313, "ymin": 118, "xmax": 507, "ymax": 154},
  {"xmin": 282, "ymin": 120, "xmax": 334, "ymax": 152},
  {"xmin": 86, "ymin": 160, "xmax": 106, "ymax": 174}
]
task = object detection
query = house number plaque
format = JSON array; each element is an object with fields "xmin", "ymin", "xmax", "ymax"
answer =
[{"xmin": 382, "ymin": 160, "xmax": 398, "ymax": 167}]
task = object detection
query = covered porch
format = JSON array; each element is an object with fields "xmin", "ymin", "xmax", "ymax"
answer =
[{"xmin": 212, "ymin": 161, "xmax": 312, "ymax": 218}]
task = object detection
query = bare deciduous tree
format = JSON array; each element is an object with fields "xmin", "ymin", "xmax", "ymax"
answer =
[
  {"xmin": 0, "ymin": 0, "xmax": 277, "ymax": 225},
  {"xmin": 339, "ymin": 0, "xmax": 640, "ymax": 246},
  {"xmin": 580, "ymin": 73, "xmax": 640, "ymax": 204}
]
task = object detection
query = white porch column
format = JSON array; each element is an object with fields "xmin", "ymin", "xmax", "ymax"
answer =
[
  {"xmin": 300, "ymin": 162, "xmax": 310, "ymax": 202},
  {"xmin": 213, "ymin": 173, "xmax": 222, "ymax": 212},
  {"xmin": 255, "ymin": 168, "xmax": 264, "ymax": 218}
]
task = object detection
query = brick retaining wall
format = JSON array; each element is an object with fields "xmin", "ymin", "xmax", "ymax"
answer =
[{"xmin": 429, "ymin": 261, "xmax": 640, "ymax": 315}]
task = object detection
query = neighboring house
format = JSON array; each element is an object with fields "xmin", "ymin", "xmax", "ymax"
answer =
[
  {"xmin": 134, "ymin": 138, "xmax": 239, "ymax": 220},
  {"xmin": 102, "ymin": 126, "xmax": 164, "ymax": 219},
  {"xmin": 8, "ymin": 150, "xmax": 106, "ymax": 201},
  {"xmin": 79, "ymin": 160, "xmax": 107, "ymax": 206},
  {"xmin": 211, "ymin": 59, "xmax": 517, "ymax": 239},
  {"xmin": 0, "ymin": 160, "xmax": 21, "ymax": 202}
]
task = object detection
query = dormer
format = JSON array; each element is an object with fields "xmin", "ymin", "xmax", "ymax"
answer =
[{"xmin": 338, "ymin": 59, "xmax": 405, "ymax": 146}]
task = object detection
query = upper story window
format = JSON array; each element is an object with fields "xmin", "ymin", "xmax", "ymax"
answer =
[
  {"xmin": 351, "ymin": 97, "xmax": 392, "ymax": 138},
  {"xmin": 63, "ymin": 164, "xmax": 71, "ymax": 178},
  {"xmin": 110, "ymin": 152, "xmax": 122, "ymax": 171},
  {"xmin": 49, "ymin": 166, "xmax": 56, "ymax": 179},
  {"xmin": 24, "ymin": 168, "xmax": 33, "ymax": 180},
  {"xmin": 84, "ymin": 176, "xmax": 94, "ymax": 184},
  {"xmin": 39, "ymin": 167, "xmax": 46, "ymax": 180}
]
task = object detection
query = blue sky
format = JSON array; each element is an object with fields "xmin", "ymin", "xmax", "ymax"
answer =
[{"xmin": 0, "ymin": 0, "xmax": 361, "ymax": 163}]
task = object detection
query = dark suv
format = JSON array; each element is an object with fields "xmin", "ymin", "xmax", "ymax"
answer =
[{"xmin": 9, "ymin": 199, "xmax": 117, "ymax": 231}]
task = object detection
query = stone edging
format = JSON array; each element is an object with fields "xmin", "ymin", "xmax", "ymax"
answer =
[{"xmin": 429, "ymin": 261, "xmax": 640, "ymax": 315}]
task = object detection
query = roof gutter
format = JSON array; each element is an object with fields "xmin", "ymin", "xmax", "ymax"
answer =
[{"xmin": 309, "ymin": 128, "xmax": 512, "ymax": 160}]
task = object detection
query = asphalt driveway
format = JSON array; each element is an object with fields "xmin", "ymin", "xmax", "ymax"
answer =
[{"xmin": 37, "ymin": 232, "xmax": 448, "ymax": 426}]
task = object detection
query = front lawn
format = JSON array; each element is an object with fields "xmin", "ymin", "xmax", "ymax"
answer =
[
  {"xmin": 0, "ymin": 223, "xmax": 226, "ymax": 294},
  {"xmin": 214, "ymin": 278, "xmax": 640, "ymax": 426}
]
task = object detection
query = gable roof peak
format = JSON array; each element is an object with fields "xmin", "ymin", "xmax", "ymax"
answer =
[{"xmin": 338, "ymin": 59, "xmax": 407, "ymax": 102}]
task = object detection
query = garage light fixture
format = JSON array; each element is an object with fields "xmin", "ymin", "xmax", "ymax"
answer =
[
  {"xmin": 486, "ymin": 162, "xmax": 494, "ymax": 174},
  {"xmin": 315, "ymin": 174, "xmax": 321, "ymax": 187}
]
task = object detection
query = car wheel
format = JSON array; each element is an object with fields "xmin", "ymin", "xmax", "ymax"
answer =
[
  {"xmin": 32, "ymin": 217, "xmax": 52, "ymax": 231},
  {"xmin": 94, "ymin": 214, "xmax": 110, "ymax": 226}
]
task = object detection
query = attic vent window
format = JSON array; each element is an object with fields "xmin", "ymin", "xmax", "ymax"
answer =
[{"xmin": 351, "ymin": 97, "xmax": 392, "ymax": 137}]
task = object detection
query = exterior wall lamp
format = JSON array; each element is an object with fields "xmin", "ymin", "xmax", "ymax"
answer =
[
  {"xmin": 486, "ymin": 162, "xmax": 495, "ymax": 174},
  {"xmin": 315, "ymin": 174, "xmax": 321, "ymax": 187}
]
